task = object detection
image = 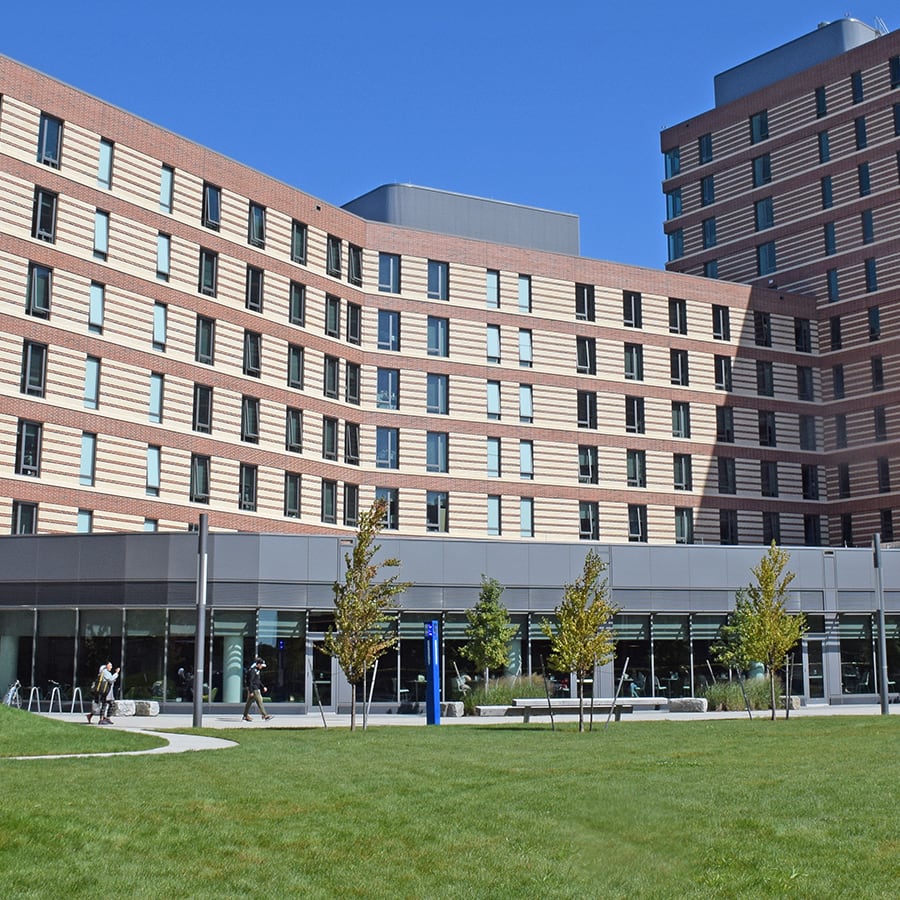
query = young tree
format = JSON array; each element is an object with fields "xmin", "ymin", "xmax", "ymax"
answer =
[
  {"xmin": 716, "ymin": 542, "xmax": 807, "ymax": 720},
  {"xmin": 323, "ymin": 498, "xmax": 411, "ymax": 731},
  {"xmin": 460, "ymin": 576, "xmax": 517, "ymax": 688},
  {"xmin": 541, "ymin": 549, "xmax": 618, "ymax": 732}
]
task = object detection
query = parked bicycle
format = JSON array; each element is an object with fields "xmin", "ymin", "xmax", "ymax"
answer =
[{"xmin": 3, "ymin": 680, "xmax": 21, "ymax": 709}]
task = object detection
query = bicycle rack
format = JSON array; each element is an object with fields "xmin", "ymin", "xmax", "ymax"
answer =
[
  {"xmin": 26, "ymin": 686, "xmax": 42, "ymax": 712},
  {"xmin": 47, "ymin": 685, "xmax": 63, "ymax": 713},
  {"xmin": 70, "ymin": 686, "xmax": 84, "ymax": 714}
]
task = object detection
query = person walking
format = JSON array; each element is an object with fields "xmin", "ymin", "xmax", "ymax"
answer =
[
  {"xmin": 242, "ymin": 657, "xmax": 272, "ymax": 722},
  {"xmin": 89, "ymin": 661, "xmax": 120, "ymax": 725}
]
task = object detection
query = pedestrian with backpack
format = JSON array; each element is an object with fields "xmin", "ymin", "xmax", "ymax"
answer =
[
  {"xmin": 88, "ymin": 661, "xmax": 119, "ymax": 724},
  {"xmin": 242, "ymin": 657, "xmax": 272, "ymax": 722}
]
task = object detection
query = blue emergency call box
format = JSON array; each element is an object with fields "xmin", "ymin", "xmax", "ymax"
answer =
[{"xmin": 425, "ymin": 619, "xmax": 441, "ymax": 725}]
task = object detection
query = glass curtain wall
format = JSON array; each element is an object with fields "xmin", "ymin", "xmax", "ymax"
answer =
[
  {"xmin": 839, "ymin": 614, "xmax": 874, "ymax": 694},
  {"xmin": 652, "ymin": 615, "xmax": 691, "ymax": 698},
  {"xmin": 78, "ymin": 608, "xmax": 123, "ymax": 700},
  {"xmin": 613, "ymin": 615, "xmax": 650, "ymax": 697},
  {"xmin": 212, "ymin": 609, "xmax": 256, "ymax": 704},
  {"xmin": 0, "ymin": 609, "xmax": 34, "ymax": 690},
  {"xmin": 257, "ymin": 610, "xmax": 306, "ymax": 703},
  {"xmin": 123, "ymin": 609, "xmax": 166, "ymax": 700},
  {"xmin": 34, "ymin": 609, "xmax": 76, "ymax": 697}
]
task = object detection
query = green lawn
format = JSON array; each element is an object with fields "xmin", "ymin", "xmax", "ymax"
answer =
[{"xmin": 0, "ymin": 707, "xmax": 897, "ymax": 898}]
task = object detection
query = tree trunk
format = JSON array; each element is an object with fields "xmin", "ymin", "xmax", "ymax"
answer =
[
  {"xmin": 483, "ymin": 666, "xmax": 489, "ymax": 692},
  {"xmin": 350, "ymin": 681, "xmax": 357, "ymax": 731},
  {"xmin": 577, "ymin": 675, "xmax": 585, "ymax": 733},
  {"xmin": 769, "ymin": 669, "xmax": 776, "ymax": 721}
]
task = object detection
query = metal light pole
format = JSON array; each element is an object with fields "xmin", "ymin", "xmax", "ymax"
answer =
[
  {"xmin": 872, "ymin": 534, "xmax": 890, "ymax": 716},
  {"xmin": 193, "ymin": 514, "xmax": 209, "ymax": 728}
]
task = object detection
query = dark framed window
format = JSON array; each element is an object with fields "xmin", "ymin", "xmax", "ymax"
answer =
[
  {"xmin": 714, "ymin": 355, "xmax": 732, "ymax": 391},
  {"xmin": 190, "ymin": 454, "xmax": 210, "ymax": 503},
  {"xmin": 749, "ymin": 110, "xmax": 769, "ymax": 143},
  {"xmin": 624, "ymin": 343, "xmax": 643, "ymax": 381},
  {"xmin": 284, "ymin": 473, "xmax": 301, "ymax": 518},
  {"xmin": 717, "ymin": 457, "xmax": 736, "ymax": 494},
  {"xmin": 866, "ymin": 260, "xmax": 878, "ymax": 295},
  {"xmin": 817, "ymin": 131, "xmax": 830, "ymax": 164},
  {"xmin": 835, "ymin": 414, "xmax": 847, "ymax": 449},
  {"xmin": 815, "ymin": 85, "xmax": 827, "ymax": 117},
  {"xmin": 716, "ymin": 405, "xmax": 734, "ymax": 443},
  {"xmin": 287, "ymin": 344, "xmax": 303, "ymax": 389},
  {"xmin": 877, "ymin": 457, "xmax": 891, "ymax": 494},
  {"xmin": 248, "ymin": 202, "xmax": 266, "ymax": 248},
  {"xmin": 11, "ymin": 501, "xmax": 38, "ymax": 535},
  {"xmin": 756, "ymin": 241, "xmax": 776, "ymax": 276},
  {"xmin": 323, "ymin": 355, "xmax": 339, "ymax": 399},
  {"xmin": 758, "ymin": 410, "xmax": 776, "ymax": 446},
  {"xmin": 518, "ymin": 275, "xmax": 532, "ymax": 313},
  {"xmin": 322, "ymin": 416, "xmax": 338, "ymax": 461},
  {"xmin": 719, "ymin": 510, "xmax": 738, "ymax": 545},
  {"xmin": 241, "ymin": 396, "xmax": 259, "ymax": 443},
  {"xmin": 348, "ymin": 244, "xmax": 362, "ymax": 287},
  {"xmin": 854, "ymin": 116, "xmax": 867, "ymax": 150},
  {"xmin": 755, "ymin": 197, "xmax": 774, "ymax": 230},
  {"xmin": 198, "ymin": 248, "xmax": 217, "ymax": 296},
  {"xmin": 344, "ymin": 422, "xmax": 360, "ymax": 466},
  {"xmin": 802, "ymin": 465, "xmax": 819, "ymax": 500},
  {"xmin": 426, "ymin": 431, "xmax": 449, "ymax": 473},
  {"xmin": 794, "ymin": 318, "xmax": 811, "ymax": 353},
  {"xmin": 575, "ymin": 283, "xmax": 595, "ymax": 321},
  {"xmin": 628, "ymin": 505, "xmax": 647, "ymax": 543},
  {"xmin": 827, "ymin": 268, "xmax": 839, "ymax": 301},
  {"xmin": 428, "ymin": 260, "xmax": 449, "ymax": 301},
  {"xmin": 861, "ymin": 210, "xmax": 874, "ymax": 244},
  {"xmin": 667, "ymin": 186, "xmax": 682, "ymax": 218},
  {"xmin": 832, "ymin": 365, "xmax": 845, "ymax": 399},
  {"xmin": 754, "ymin": 310, "xmax": 772, "ymax": 346},
  {"xmin": 321, "ymin": 480, "xmax": 337, "ymax": 524},
  {"xmin": 578, "ymin": 445, "xmax": 598, "ymax": 484},
  {"xmin": 21, "ymin": 341, "xmax": 47, "ymax": 397},
  {"xmin": 626, "ymin": 449, "xmax": 646, "ymax": 487},
  {"xmin": 664, "ymin": 147, "xmax": 680, "ymax": 177},
  {"xmin": 577, "ymin": 391, "xmax": 597, "ymax": 429},
  {"xmin": 345, "ymin": 362, "xmax": 361, "ymax": 405},
  {"xmin": 868, "ymin": 305, "xmax": 881, "ymax": 339},
  {"xmin": 378, "ymin": 253, "xmax": 400, "ymax": 293},
  {"xmin": 702, "ymin": 217, "xmax": 717, "ymax": 249},
  {"xmin": 756, "ymin": 360, "xmax": 774, "ymax": 397},
  {"xmin": 32, "ymin": 188, "xmax": 57, "ymax": 242},
  {"xmin": 579, "ymin": 501, "xmax": 599, "ymax": 541},
  {"xmin": 799, "ymin": 415, "xmax": 817, "ymax": 451},
  {"xmin": 326, "ymin": 235, "xmax": 342, "ymax": 277},
  {"xmin": 202, "ymin": 182, "xmax": 221, "ymax": 230},
  {"xmin": 344, "ymin": 483, "xmax": 359, "ymax": 527},
  {"xmin": 824, "ymin": 222, "xmax": 836, "ymax": 255},
  {"xmin": 668, "ymin": 298, "xmax": 687, "ymax": 334},
  {"xmin": 623, "ymin": 290, "xmax": 642, "ymax": 328},
  {"xmin": 821, "ymin": 176, "xmax": 833, "ymax": 208},
  {"xmin": 760, "ymin": 461, "xmax": 778, "ymax": 498},
  {"xmin": 837, "ymin": 463, "xmax": 851, "ymax": 499},
  {"xmin": 673, "ymin": 453, "xmax": 693, "ymax": 491},
  {"xmin": 375, "ymin": 487, "xmax": 399, "ymax": 530},
  {"xmin": 325, "ymin": 295, "xmax": 340, "ymax": 338},
  {"xmin": 377, "ymin": 368, "xmax": 399, "ymax": 409},
  {"xmin": 872, "ymin": 356, "xmax": 884, "ymax": 391},
  {"xmin": 797, "ymin": 366, "xmax": 814, "ymax": 401},
  {"xmin": 830, "ymin": 316, "xmax": 842, "ymax": 350},
  {"xmin": 291, "ymin": 220, "xmax": 308, "ymax": 264},
  {"xmin": 576, "ymin": 336, "xmax": 596, "ymax": 374},
  {"xmin": 15, "ymin": 419, "xmax": 42, "ymax": 476},
  {"xmin": 192, "ymin": 384, "xmax": 213, "ymax": 433},
  {"xmin": 625, "ymin": 396, "xmax": 645, "ymax": 434},
  {"xmin": 427, "ymin": 373, "xmax": 449, "ymax": 415},
  {"xmin": 427, "ymin": 316, "xmax": 449, "ymax": 356},
  {"xmin": 285, "ymin": 407, "xmax": 302, "ymax": 453},
  {"xmin": 698, "ymin": 132, "xmax": 713, "ymax": 163},
  {"xmin": 874, "ymin": 406, "xmax": 888, "ymax": 441},
  {"xmin": 804, "ymin": 515, "xmax": 821, "ymax": 546},
  {"xmin": 376, "ymin": 427, "xmax": 399, "ymax": 469},
  {"xmin": 704, "ymin": 260, "xmax": 719, "ymax": 279},
  {"xmin": 700, "ymin": 176, "xmax": 715, "ymax": 206},
  {"xmin": 426, "ymin": 491, "xmax": 449, "ymax": 533},
  {"xmin": 243, "ymin": 331, "xmax": 261, "ymax": 377},
  {"xmin": 37, "ymin": 113, "xmax": 62, "ymax": 167},
  {"xmin": 672, "ymin": 401, "xmax": 691, "ymax": 438},
  {"xmin": 712, "ymin": 305, "xmax": 730, "ymax": 340},
  {"xmin": 851, "ymin": 70, "xmax": 864, "ymax": 103},
  {"xmin": 667, "ymin": 229, "xmax": 683, "ymax": 261},
  {"xmin": 195, "ymin": 314, "xmax": 215, "ymax": 365},
  {"xmin": 26, "ymin": 263, "xmax": 52, "ymax": 317},
  {"xmin": 239, "ymin": 464, "xmax": 257, "ymax": 511},
  {"xmin": 378, "ymin": 309, "xmax": 401, "ymax": 350},
  {"xmin": 245, "ymin": 266, "xmax": 264, "ymax": 312},
  {"xmin": 752, "ymin": 153, "xmax": 771, "ymax": 186},
  {"xmin": 289, "ymin": 281, "xmax": 306, "ymax": 326},
  {"xmin": 670, "ymin": 348, "xmax": 689, "ymax": 386},
  {"xmin": 675, "ymin": 508, "xmax": 694, "ymax": 545},
  {"xmin": 346, "ymin": 302, "xmax": 361, "ymax": 345}
]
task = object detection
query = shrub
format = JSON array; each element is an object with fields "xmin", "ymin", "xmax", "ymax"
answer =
[
  {"xmin": 702, "ymin": 675, "xmax": 782, "ymax": 711},
  {"xmin": 462, "ymin": 674, "xmax": 547, "ymax": 715}
]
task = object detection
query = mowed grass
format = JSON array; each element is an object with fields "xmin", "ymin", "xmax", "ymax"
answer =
[{"xmin": 0, "ymin": 710, "xmax": 897, "ymax": 898}]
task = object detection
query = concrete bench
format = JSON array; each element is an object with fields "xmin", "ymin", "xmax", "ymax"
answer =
[{"xmin": 476, "ymin": 699, "xmax": 633, "ymax": 723}]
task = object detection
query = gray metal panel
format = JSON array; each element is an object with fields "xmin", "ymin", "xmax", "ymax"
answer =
[
  {"xmin": 208, "ymin": 534, "xmax": 260, "ymax": 581},
  {"xmin": 834, "ymin": 549, "xmax": 877, "ymax": 589}
]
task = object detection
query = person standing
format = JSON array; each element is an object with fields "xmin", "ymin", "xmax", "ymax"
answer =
[
  {"xmin": 91, "ymin": 661, "xmax": 120, "ymax": 725},
  {"xmin": 242, "ymin": 657, "xmax": 272, "ymax": 722}
]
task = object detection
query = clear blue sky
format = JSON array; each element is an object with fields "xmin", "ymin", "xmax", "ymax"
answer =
[{"xmin": 2, "ymin": 2, "xmax": 892, "ymax": 269}]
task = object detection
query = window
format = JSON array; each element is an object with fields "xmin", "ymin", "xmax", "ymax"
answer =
[
  {"xmin": 714, "ymin": 355, "xmax": 732, "ymax": 391},
  {"xmin": 518, "ymin": 329, "xmax": 533, "ymax": 368},
  {"xmin": 799, "ymin": 415, "xmax": 817, "ymax": 450},
  {"xmin": 875, "ymin": 406, "xmax": 888, "ymax": 441},
  {"xmin": 673, "ymin": 454, "xmax": 693, "ymax": 491},
  {"xmin": 804, "ymin": 515, "xmax": 821, "ymax": 546},
  {"xmin": 241, "ymin": 396, "xmax": 259, "ymax": 443},
  {"xmin": 754, "ymin": 311, "xmax": 771, "ymax": 346},
  {"xmin": 376, "ymin": 487, "xmax": 399, "ymax": 530},
  {"xmin": 156, "ymin": 233, "xmax": 170, "ymax": 280},
  {"xmin": 285, "ymin": 408, "xmax": 302, "ymax": 453},
  {"xmin": 832, "ymin": 365, "xmax": 845, "ymax": 399},
  {"xmin": 866, "ymin": 260, "xmax": 878, "ymax": 295},
  {"xmin": 428, "ymin": 260, "xmax": 449, "ymax": 300},
  {"xmin": 749, "ymin": 110, "xmax": 768, "ymax": 143},
  {"xmin": 323, "ymin": 355, "xmax": 339, "ymax": 399},
  {"xmin": 11, "ymin": 501, "xmax": 37, "ymax": 535},
  {"xmin": 794, "ymin": 318, "xmax": 812, "ymax": 353},
  {"xmin": 248, "ymin": 202, "xmax": 266, "ymax": 248},
  {"xmin": 26, "ymin": 263, "xmax": 51, "ymax": 318},
  {"xmin": 321, "ymin": 480, "xmax": 337, "ymax": 524},
  {"xmin": 376, "ymin": 427, "xmax": 399, "ymax": 469},
  {"xmin": 625, "ymin": 396, "xmax": 645, "ymax": 434},
  {"xmin": 672, "ymin": 401, "xmax": 691, "ymax": 438},
  {"xmin": 575, "ymin": 283, "xmax": 595, "ymax": 321},
  {"xmin": 287, "ymin": 344, "xmax": 303, "ymax": 388},
  {"xmin": 343, "ymin": 483, "xmax": 359, "ymax": 527},
  {"xmin": 159, "ymin": 165, "xmax": 174, "ymax": 213},
  {"xmin": 151, "ymin": 302, "xmax": 167, "ymax": 351},
  {"xmin": 704, "ymin": 260, "xmax": 719, "ymax": 279},
  {"xmin": 837, "ymin": 463, "xmax": 851, "ymax": 499},
  {"xmin": 202, "ymin": 182, "xmax": 221, "ymax": 230},
  {"xmin": 835, "ymin": 414, "xmax": 848, "ymax": 448},
  {"xmin": 520, "ymin": 498, "xmax": 534, "ymax": 538},
  {"xmin": 854, "ymin": 116, "xmax": 867, "ymax": 150},
  {"xmin": 861, "ymin": 209, "xmax": 874, "ymax": 244},
  {"xmin": 79, "ymin": 432, "xmax": 96, "ymax": 486},
  {"xmin": 577, "ymin": 390, "xmax": 597, "ymax": 429},
  {"xmin": 427, "ymin": 373, "xmax": 449, "ymax": 414},
  {"xmin": 760, "ymin": 461, "xmax": 778, "ymax": 498},
  {"xmin": 752, "ymin": 153, "xmax": 771, "ymax": 186},
  {"xmin": 626, "ymin": 449, "xmax": 646, "ymax": 487},
  {"xmin": 15, "ymin": 420, "xmax": 42, "ymax": 476},
  {"xmin": 666, "ymin": 188, "xmax": 682, "ymax": 219},
  {"xmin": 702, "ymin": 217, "xmax": 717, "ymax": 249},
  {"xmin": 427, "ymin": 316, "xmax": 449, "ymax": 356},
  {"xmin": 698, "ymin": 132, "xmax": 713, "ymax": 164},
  {"xmin": 32, "ymin": 188, "xmax": 57, "ymax": 242},
  {"xmin": 628, "ymin": 505, "xmax": 647, "ymax": 543},
  {"xmin": 756, "ymin": 360, "xmax": 774, "ymax": 397},
  {"xmin": 667, "ymin": 229, "xmax": 683, "ymax": 261},
  {"xmin": 821, "ymin": 176, "xmax": 833, "ymax": 209},
  {"xmin": 518, "ymin": 275, "xmax": 531, "ymax": 313},
  {"xmin": 85, "ymin": 356, "xmax": 101, "ymax": 410},
  {"xmin": 190, "ymin": 455, "xmax": 210, "ymax": 503},
  {"xmin": 827, "ymin": 268, "xmax": 840, "ymax": 302},
  {"xmin": 190, "ymin": 382, "xmax": 213, "ymax": 433},
  {"xmin": 716, "ymin": 405, "xmax": 734, "ymax": 442},
  {"xmin": 426, "ymin": 491, "xmax": 449, "ymax": 533},
  {"xmin": 576, "ymin": 336, "xmax": 596, "ymax": 374},
  {"xmin": 623, "ymin": 290, "xmax": 642, "ymax": 328},
  {"xmin": 700, "ymin": 175, "xmax": 715, "ymax": 206},
  {"xmin": 830, "ymin": 316, "xmax": 842, "ymax": 350},
  {"xmin": 797, "ymin": 366, "xmax": 814, "ymax": 401},
  {"xmin": 239, "ymin": 464, "xmax": 257, "ymax": 512},
  {"xmin": 345, "ymin": 362, "xmax": 361, "ymax": 405},
  {"xmin": 755, "ymin": 197, "xmax": 774, "ymax": 230},
  {"xmin": 378, "ymin": 253, "xmax": 401, "ymax": 292},
  {"xmin": 578, "ymin": 445, "xmax": 598, "ymax": 484},
  {"xmin": 289, "ymin": 282, "xmax": 306, "ymax": 326},
  {"xmin": 326, "ymin": 236, "xmax": 342, "ymax": 277},
  {"xmin": 675, "ymin": 508, "xmax": 694, "ymax": 545},
  {"xmin": 878, "ymin": 457, "xmax": 891, "ymax": 493},
  {"xmin": 347, "ymin": 244, "xmax": 362, "ymax": 287},
  {"xmin": 519, "ymin": 384, "xmax": 533, "ymax": 423},
  {"xmin": 815, "ymin": 85, "xmax": 827, "ymax": 117},
  {"xmin": 712, "ymin": 305, "xmax": 730, "ymax": 341},
  {"xmin": 487, "ymin": 437, "xmax": 501, "ymax": 478},
  {"xmin": 325, "ymin": 295, "xmax": 340, "ymax": 337},
  {"xmin": 378, "ymin": 310, "xmax": 400, "ymax": 350},
  {"xmin": 891, "ymin": 55, "xmax": 900, "ymax": 89},
  {"xmin": 802, "ymin": 464, "xmax": 819, "ymax": 500},
  {"xmin": 487, "ymin": 381, "xmax": 501, "ymax": 420},
  {"xmin": 760, "ymin": 511, "xmax": 780, "ymax": 546},
  {"xmin": 346, "ymin": 303, "xmax": 361, "ymax": 345},
  {"xmin": 427, "ymin": 432, "xmax": 449, "ymax": 473},
  {"xmin": 579, "ymin": 501, "xmax": 599, "ymax": 541},
  {"xmin": 664, "ymin": 147, "xmax": 680, "ymax": 177},
  {"xmin": 817, "ymin": 131, "xmax": 830, "ymax": 164},
  {"xmin": 717, "ymin": 457, "xmax": 736, "ymax": 494},
  {"xmin": 624, "ymin": 343, "xmax": 643, "ymax": 380},
  {"xmin": 199, "ymin": 248, "xmax": 217, "ymax": 296},
  {"xmin": 868, "ymin": 305, "xmax": 881, "ymax": 339},
  {"xmin": 377, "ymin": 368, "xmax": 399, "ymax": 409},
  {"xmin": 881, "ymin": 510, "xmax": 894, "ymax": 543},
  {"xmin": 669, "ymin": 298, "xmax": 687, "ymax": 334},
  {"xmin": 243, "ymin": 331, "xmax": 261, "ymax": 377},
  {"xmin": 146, "ymin": 445, "xmax": 160, "ymax": 497},
  {"xmin": 291, "ymin": 220, "xmax": 308, "ymax": 264},
  {"xmin": 824, "ymin": 222, "xmax": 836, "ymax": 255},
  {"xmin": 245, "ymin": 266, "xmax": 264, "ymax": 312},
  {"xmin": 719, "ymin": 510, "xmax": 738, "ymax": 546},
  {"xmin": 758, "ymin": 410, "xmax": 776, "ymax": 446},
  {"xmin": 756, "ymin": 241, "xmax": 776, "ymax": 276},
  {"xmin": 486, "ymin": 270, "xmax": 500, "ymax": 308},
  {"xmin": 344, "ymin": 422, "xmax": 360, "ymax": 465},
  {"xmin": 322, "ymin": 416, "xmax": 338, "ymax": 460},
  {"xmin": 37, "ymin": 113, "xmax": 62, "ymax": 167},
  {"xmin": 20, "ymin": 341, "xmax": 47, "ymax": 397},
  {"xmin": 284, "ymin": 473, "xmax": 301, "ymax": 518},
  {"xmin": 486, "ymin": 324, "xmax": 501, "ymax": 363},
  {"xmin": 195, "ymin": 316, "xmax": 215, "ymax": 365},
  {"xmin": 896, "ymin": 103, "xmax": 900, "ymax": 136},
  {"xmin": 872, "ymin": 356, "xmax": 884, "ymax": 391}
]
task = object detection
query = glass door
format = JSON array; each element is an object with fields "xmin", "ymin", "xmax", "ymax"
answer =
[{"xmin": 306, "ymin": 634, "xmax": 335, "ymax": 712}]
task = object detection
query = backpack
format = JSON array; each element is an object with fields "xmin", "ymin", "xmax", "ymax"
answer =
[
  {"xmin": 93, "ymin": 671, "xmax": 106, "ymax": 698},
  {"xmin": 244, "ymin": 665, "xmax": 254, "ymax": 689}
]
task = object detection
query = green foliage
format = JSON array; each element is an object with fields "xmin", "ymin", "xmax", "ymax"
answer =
[
  {"xmin": 542, "ymin": 549, "xmax": 618, "ymax": 730},
  {"xmin": 459, "ymin": 576, "xmax": 517, "ymax": 687},
  {"xmin": 324, "ymin": 498, "xmax": 411, "ymax": 729},
  {"xmin": 702, "ymin": 676, "xmax": 782, "ymax": 711},
  {"xmin": 461, "ymin": 674, "xmax": 547, "ymax": 715}
]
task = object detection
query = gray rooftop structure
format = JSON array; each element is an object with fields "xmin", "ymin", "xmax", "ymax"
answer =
[
  {"xmin": 343, "ymin": 183, "xmax": 580, "ymax": 255},
  {"xmin": 714, "ymin": 18, "xmax": 882, "ymax": 107}
]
